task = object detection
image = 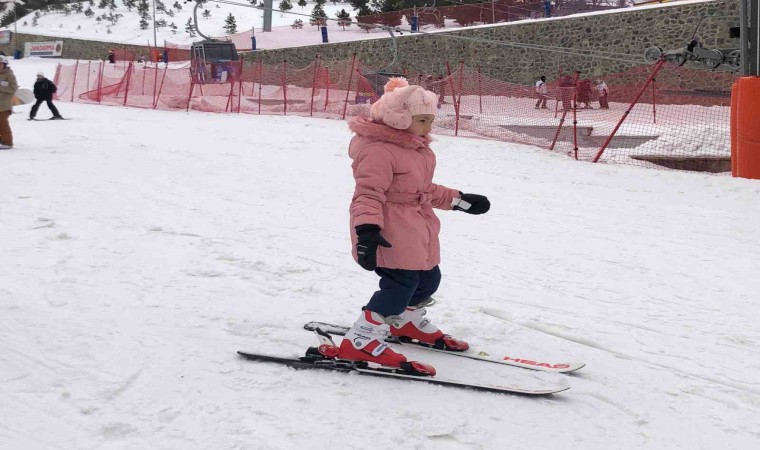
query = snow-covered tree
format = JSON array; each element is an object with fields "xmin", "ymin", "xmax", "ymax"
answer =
[
  {"xmin": 185, "ymin": 17, "xmax": 196, "ymax": 37},
  {"xmin": 139, "ymin": 17, "xmax": 148, "ymax": 29},
  {"xmin": 169, "ymin": 22, "xmax": 178, "ymax": 34},
  {"xmin": 155, "ymin": 0, "xmax": 167, "ymax": 13},
  {"xmin": 72, "ymin": 2, "xmax": 84, "ymax": 13},
  {"xmin": 279, "ymin": 0, "xmax": 292, "ymax": 13},
  {"xmin": 122, "ymin": 0, "xmax": 136, "ymax": 10},
  {"xmin": 336, "ymin": 9, "xmax": 351, "ymax": 30},
  {"xmin": 137, "ymin": 0, "xmax": 150, "ymax": 20},
  {"xmin": 84, "ymin": 6, "xmax": 95, "ymax": 17},
  {"xmin": 202, "ymin": 9, "xmax": 210, "ymax": 19},
  {"xmin": 297, "ymin": 0, "xmax": 306, "ymax": 8},
  {"xmin": 223, "ymin": 12, "xmax": 237, "ymax": 34},
  {"xmin": 310, "ymin": 4, "xmax": 327, "ymax": 27},
  {"xmin": 173, "ymin": 1, "xmax": 182, "ymax": 11}
]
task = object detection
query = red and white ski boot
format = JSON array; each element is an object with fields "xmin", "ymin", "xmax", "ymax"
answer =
[
  {"xmin": 337, "ymin": 310, "xmax": 435, "ymax": 375},
  {"xmin": 389, "ymin": 299, "xmax": 469, "ymax": 352}
]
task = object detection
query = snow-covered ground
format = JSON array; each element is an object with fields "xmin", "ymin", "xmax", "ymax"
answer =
[{"xmin": 2, "ymin": 58, "xmax": 760, "ymax": 449}]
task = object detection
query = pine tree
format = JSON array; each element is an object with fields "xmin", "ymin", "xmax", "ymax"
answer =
[
  {"xmin": 309, "ymin": 4, "xmax": 327, "ymax": 27},
  {"xmin": 349, "ymin": 0, "xmax": 372, "ymax": 16},
  {"xmin": 123, "ymin": 0, "xmax": 136, "ymax": 11},
  {"xmin": 297, "ymin": 0, "xmax": 307, "ymax": 9},
  {"xmin": 185, "ymin": 17, "xmax": 196, "ymax": 37},
  {"xmin": 336, "ymin": 9, "xmax": 351, "ymax": 30},
  {"xmin": 72, "ymin": 3, "xmax": 84, "ymax": 13},
  {"xmin": 279, "ymin": 0, "xmax": 292, "ymax": 13},
  {"xmin": 223, "ymin": 13, "xmax": 237, "ymax": 34},
  {"xmin": 315, "ymin": 0, "xmax": 326, "ymax": 6},
  {"xmin": 156, "ymin": 0, "xmax": 167, "ymax": 13},
  {"xmin": 202, "ymin": 9, "xmax": 211, "ymax": 19},
  {"xmin": 137, "ymin": 0, "xmax": 150, "ymax": 20},
  {"xmin": 170, "ymin": 22, "xmax": 178, "ymax": 34},
  {"xmin": 140, "ymin": 17, "xmax": 148, "ymax": 29},
  {"xmin": 84, "ymin": 6, "xmax": 95, "ymax": 17},
  {"xmin": 98, "ymin": 0, "xmax": 108, "ymax": 9},
  {"xmin": 173, "ymin": 1, "xmax": 182, "ymax": 11}
]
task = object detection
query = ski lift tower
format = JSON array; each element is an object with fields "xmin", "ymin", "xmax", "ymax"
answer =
[{"xmin": 739, "ymin": 0, "xmax": 759, "ymax": 76}]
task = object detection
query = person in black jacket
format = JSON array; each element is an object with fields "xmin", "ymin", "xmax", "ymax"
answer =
[{"xmin": 30, "ymin": 72, "xmax": 63, "ymax": 120}]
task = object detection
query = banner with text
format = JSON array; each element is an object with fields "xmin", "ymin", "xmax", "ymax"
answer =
[{"xmin": 24, "ymin": 41, "xmax": 64, "ymax": 57}]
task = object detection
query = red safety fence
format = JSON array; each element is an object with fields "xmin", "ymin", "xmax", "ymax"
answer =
[{"xmin": 53, "ymin": 55, "xmax": 736, "ymax": 173}]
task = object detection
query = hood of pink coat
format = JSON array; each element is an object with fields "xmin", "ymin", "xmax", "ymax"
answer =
[{"xmin": 348, "ymin": 116, "xmax": 432, "ymax": 158}]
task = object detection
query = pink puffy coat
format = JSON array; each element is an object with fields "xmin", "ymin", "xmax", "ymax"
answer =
[{"xmin": 348, "ymin": 116, "xmax": 460, "ymax": 270}]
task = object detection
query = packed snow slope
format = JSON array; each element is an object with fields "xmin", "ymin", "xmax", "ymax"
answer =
[{"xmin": 2, "ymin": 59, "xmax": 760, "ymax": 449}]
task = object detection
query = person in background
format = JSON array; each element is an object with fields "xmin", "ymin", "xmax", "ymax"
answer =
[
  {"xmin": 107, "ymin": 50, "xmax": 115, "ymax": 64},
  {"xmin": 30, "ymin": 72, "xmax": 63, "ymax": 121},
  {"xmin": 577, "ymin": 77, "xmax": 593, "ymax": 109},
  {"xmin": 0, "ymin": 55, "xmax": 18, "ymax": 149},
  {"xmin": 595, "ymin": 79, "xmax": 610, "ymax": 109},
  {"xmin": 535, "ymin": 75, "xmax": 549, "ymax": 109}
]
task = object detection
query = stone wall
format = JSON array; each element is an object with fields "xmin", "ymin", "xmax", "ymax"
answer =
[
  {"xmin": 245, "ymin": 0, "xmax": 739, "ymax": 85},
  {"xmin": 0, "ymin": 0, "xmax": 740, "ymax": 86}
]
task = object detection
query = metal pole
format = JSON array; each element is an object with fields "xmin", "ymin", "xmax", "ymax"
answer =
[
  {"xmin": 153, "ymin": 0, "xmax": 157, "ymax": 48},
  {"xmin": 740, "ymin": 0, "xmax": 759, "ymax": 76},
  {"xmin": 263, "ymin": 0, "xmax": 273, "ymax": 32}
]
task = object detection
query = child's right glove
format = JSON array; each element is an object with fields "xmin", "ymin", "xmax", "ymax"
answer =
[
  {"xmin": 452, "ymin": 192, "xmax": 491, "ymax": 215},
  {"xmin": 355, "ymin": 224, "xmax": 392, "ymax": 271}
]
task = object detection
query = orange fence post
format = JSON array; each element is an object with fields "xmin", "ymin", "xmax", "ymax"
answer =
[
  {"xmin": 97, "ymin": 61, "xmax": 104, "ymax": 104},
  {"xmin": 310, "ymin": 55, "xmax": 319, "ymax": 117},
  {"xmin": 651, "ymin": 76, "xmax": 657, "ymax": 124},
  {"xmin": 122, "ymin": 62, "xmax": 133, "ymax": 106},
  {"xmin": 592, "ymin": 59, "xmax": 665, "ymax": 163},
  {"xmin": 732, "ymin": 77, "xmax": 760, "ymax": 179},
  {"xmin": 70, "ymin": 60, "xmax": 79, "ymax": 102},
  {"xmin": 53, "ymin": 64, "xmax": 62, "ymax": 100},
  {"xmin": 342, "ymin": 54, "xmax": 357, "ymax": 120},
  {"xmin": 445, "ymin": 62, "xmax": 460, "ymax": 136},
  {"xmin": 154, "ymin": 64, "xmax": 169, "ymax": 109},
  {"xmin": 282, "ymin": 60, "xmax": 288, "ymax": 116},
  {"xmin": 257, "ymin": 60, "xmax": 263, "ymax": 115}
]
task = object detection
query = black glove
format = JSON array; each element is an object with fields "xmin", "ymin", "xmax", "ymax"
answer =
[
  {"xmin": 453, "ymin": 192, "xmax": 490, "ymax": 215},
  {"xmin": 355, "ymin": 224, "xmax": 392, "ymax": 271}
]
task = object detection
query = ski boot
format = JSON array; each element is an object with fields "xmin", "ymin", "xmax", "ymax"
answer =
[
  {"xmin": 389, "ymin": 298, "xmax": 469, "ymax": 351},
  {"xmin": 332, "ymin": 310, "xmax": 435, "ymax": 375}
]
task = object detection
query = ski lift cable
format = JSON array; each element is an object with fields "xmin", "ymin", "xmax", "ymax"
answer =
[{"xmin": 201, "ymin": 0, "xmax": 643, "ymax": 64}]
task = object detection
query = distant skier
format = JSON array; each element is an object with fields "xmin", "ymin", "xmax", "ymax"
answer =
[
  {"xmin": 0, "ymin": 55, "xmax": 18, "ymax": 149},
  {"xmin": 30, "ymin": 72, "xmax": 63, "ymax": 120},
  {"xmin": 595, "ymin": 79, "xmax": 609, "ymax": 109},
  {"xmin": 342, "ymin": 77, "xmax": 491, "ymax": 369},
  {"xmin": 535, "ymin": 75, "xmax": 549, "ymax": 109}
]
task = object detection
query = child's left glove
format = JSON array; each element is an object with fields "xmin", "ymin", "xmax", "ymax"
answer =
[{"xmin": 452, "ymin": 192, "xmax": 490, "ymax": 215}]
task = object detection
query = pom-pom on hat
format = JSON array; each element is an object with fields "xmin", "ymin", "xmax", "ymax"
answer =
[{"xmin": 370, "ymin": 77, "xmax": 438, "ymax": 130}]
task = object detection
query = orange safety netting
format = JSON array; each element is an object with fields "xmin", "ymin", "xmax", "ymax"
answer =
[{"xmin": 52, "ymin": 56, "xmax": 736, "ymax": 173}]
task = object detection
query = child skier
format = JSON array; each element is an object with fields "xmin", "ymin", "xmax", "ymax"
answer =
[{"xmin": 341, "ymin": 78, "xmax": 491, "ymax": 370}]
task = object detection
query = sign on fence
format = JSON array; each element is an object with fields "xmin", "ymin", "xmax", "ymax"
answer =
[
  {"xmin": 0, "ymin": 31, "xmax": 11, "ymax": 45},
  {"xmin": 24, "ymin": 41, "xmax": 64, "ymax": 58}
]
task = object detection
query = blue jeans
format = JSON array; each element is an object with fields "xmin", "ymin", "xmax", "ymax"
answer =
[{"xmin": 365, "ymin": 266, "xmax": 441, "ymax": 317}]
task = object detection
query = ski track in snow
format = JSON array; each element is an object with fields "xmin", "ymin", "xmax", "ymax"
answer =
[{"xmin": 1, "ymin": 59, "xmax": 760, "ymax": 449}]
